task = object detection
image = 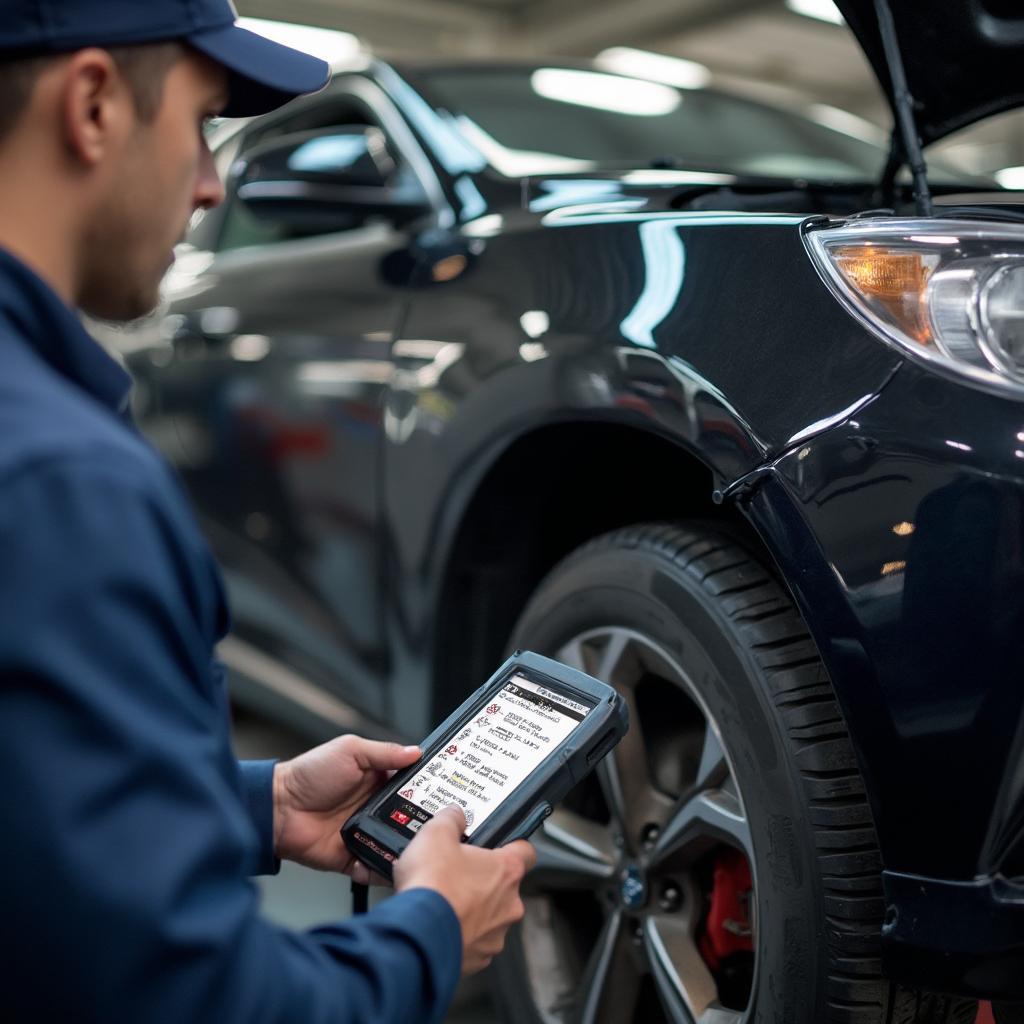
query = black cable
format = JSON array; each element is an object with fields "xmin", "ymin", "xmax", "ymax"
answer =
[
  {"xmin": 351, "ymin": 880, "xmax": 369, "ymax": 915},
  {"xmin": 875, "ymin": 132, "xmax": 903, "ymax": 209}
]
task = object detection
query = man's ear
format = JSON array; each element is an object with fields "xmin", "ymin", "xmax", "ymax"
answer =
[{"xmin": 59, "ymin": 48, "xmax": 131, "ymax": 167}]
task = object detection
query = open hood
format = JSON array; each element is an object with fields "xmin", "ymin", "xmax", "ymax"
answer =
[{"xmin": 836, "ymin": 0, "xmax": 1024, "ymax": 146}]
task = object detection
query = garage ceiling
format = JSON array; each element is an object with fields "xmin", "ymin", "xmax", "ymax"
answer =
[
  {"xmin": 235, "ymin": 0, "xmax": 1024, "ymax": 176},
  {"xmin": 236, "ymin": 0, "xmax": 883, "ymax": 114}
]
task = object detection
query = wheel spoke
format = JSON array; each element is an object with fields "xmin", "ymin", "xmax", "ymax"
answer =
[
  {"xmin": 528, "ymin": 810, "xmax": 615, "ymax": 892},
  {"xmin": 563, "ymin": 629, "xmax": 673, "ymax": 849},
  {"xmin": 595, "ymin": 628, "xmax": 631, "ymax": 681},
  {"xmin": 544, "ymin": 807, "xmax": 617, "ymax": 865},
  {"xmin": 650, "ymin": 787, "xmax": 753, "ymax": 869},
  {"xmin": 645, "ymin": 915, "xmax": 741, "ymax": 1024},
  {"xmin": 598, "ymin": 691, "xmax": 667, "ymax": 847},
  {"xmin": 697, "ymin": 1010, "xmax": 747, "ymax": 1024},
  {"xmin": 557, "ymin": 637, "xmax": 600, "ymax": 677},
  {"xmin": 695, "ymin": 718, "xmax": 729, "ymax": 791},
  {"xmin": 575, "ymin": 911, "xmax": 642, "ymax": 1024},
  {"xmin": 594, "ymin": 680, "xmax": 652, "ymax": 839}
]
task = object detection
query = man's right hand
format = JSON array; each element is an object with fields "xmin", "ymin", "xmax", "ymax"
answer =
[{"xmin": 393, "ymin": 806, "xmax": 537, "ymax": 974}]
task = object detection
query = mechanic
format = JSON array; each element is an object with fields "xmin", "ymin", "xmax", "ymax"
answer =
[{"xmin": 0, "ymin": 2, "xmax": 535, "ymax": 1021}]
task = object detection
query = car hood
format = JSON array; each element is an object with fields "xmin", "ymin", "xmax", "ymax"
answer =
[{"xmin": 836, "ymin": 0, "xmax": 1024, "ymax": 145}]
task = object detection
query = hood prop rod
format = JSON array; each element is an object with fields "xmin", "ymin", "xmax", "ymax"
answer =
[{"xmin": 873, "ymin": 0, "xmax": 933, "ymax": 217}]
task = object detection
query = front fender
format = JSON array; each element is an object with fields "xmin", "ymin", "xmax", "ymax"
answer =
[{"xmin": 382, "ymin": 208, "xmax": 901, "ymax": 731}]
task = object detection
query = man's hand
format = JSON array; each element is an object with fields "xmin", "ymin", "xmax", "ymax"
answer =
[
  {"xmin": 394, "ymin": 806, "xmax": 537, "ymax": 975},
  {"xmin": 273, "ymin": 735, "xmax": 421, "ymax": 882}
]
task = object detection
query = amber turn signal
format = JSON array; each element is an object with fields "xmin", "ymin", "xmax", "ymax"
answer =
[{"xmin": 831, "ymin": 246, "xmax": 936, "ymax": 344}]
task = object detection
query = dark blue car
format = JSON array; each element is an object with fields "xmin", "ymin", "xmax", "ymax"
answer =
[{"xmin": 116, "ymin": 2, "xmax": 1024, "ymax": 1021}]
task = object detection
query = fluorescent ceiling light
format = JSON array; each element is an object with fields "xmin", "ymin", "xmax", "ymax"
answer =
[
  {"xmin": 596, "ymin": 47, "xmax": 710, "ymax": 90},
  {"xmin": 622, "ymin": 170, "xmax": 734, "ymax": 185},
  {"xmin": 238, "ymin": 17, "xmax": 360, "ymax": 67},
  {"xmin": 785, "ymin": 0, "xmax": 844, "ymax": 25},
  {"xmin": 531, "ymin": 68, "xmax": 681, "ymax": 117},
  {"xmin": 995, "ymin": 166, "xmax": 1024, "ymax": 189},
  {"xmin": 808, "ymin": 103, "xmax": 884, "ymax": 144}
]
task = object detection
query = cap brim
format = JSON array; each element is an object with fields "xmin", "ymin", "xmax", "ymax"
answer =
[{"xmin": 188, "ymin": 25, "xmax": 331, "ymax": 118}]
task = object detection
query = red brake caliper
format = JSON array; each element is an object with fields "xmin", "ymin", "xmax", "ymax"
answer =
[{"xmin": 698, "ymin": 848, "xmax": 754, "ymax": 971}]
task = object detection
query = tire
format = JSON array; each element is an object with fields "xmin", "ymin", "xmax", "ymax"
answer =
[{"xmin": 492, "ymin": 523, "xmax": 976, "ymax": 1024}]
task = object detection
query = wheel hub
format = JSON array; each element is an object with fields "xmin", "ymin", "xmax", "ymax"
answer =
[{"xmin": 618, "ymin": 862, "xmax": 648, "ymax": 911}]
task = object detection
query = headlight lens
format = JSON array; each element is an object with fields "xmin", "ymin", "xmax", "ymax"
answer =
[
  {"xmin": 981, "ymin": 262, "xmax": 1024, "ymax": 377},
  {"xmin": 804, "ymin": 218, "xmax": 1024, "ymax": 396}
]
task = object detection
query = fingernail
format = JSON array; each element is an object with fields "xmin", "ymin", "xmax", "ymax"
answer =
[{"xmin": 403, "ymin": 745, "xmax": 420, "ymax": 754}]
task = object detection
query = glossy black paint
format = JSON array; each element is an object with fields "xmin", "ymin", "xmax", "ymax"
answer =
[{"xmin": 123, "ymin": 59, "xmax": 1024, "ymax": 1000}]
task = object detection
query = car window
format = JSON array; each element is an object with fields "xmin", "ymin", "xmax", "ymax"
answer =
[{"xmin": 213, "ymin": 95, "xmax": 418, "ymax": 253}]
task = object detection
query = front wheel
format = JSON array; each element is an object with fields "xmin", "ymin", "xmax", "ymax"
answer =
[{"xmin": 492, "ymin": 523, "xmax": 976, "ymax": 1024}]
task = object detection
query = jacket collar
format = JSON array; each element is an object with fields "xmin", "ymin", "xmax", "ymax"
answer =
[{"xmin": 0, "ymin": 247, "xmax": 132, "ymax": 413}]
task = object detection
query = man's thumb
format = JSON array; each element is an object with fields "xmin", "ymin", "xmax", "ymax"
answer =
[{"xmin": 427, "ymin": 804, "xmax": 467, "ymax": 837}]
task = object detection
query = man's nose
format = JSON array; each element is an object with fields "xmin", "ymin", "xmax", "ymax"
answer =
[{"xmin": 195, "ymin": 145, "xmax": 226, "ymax": 211}]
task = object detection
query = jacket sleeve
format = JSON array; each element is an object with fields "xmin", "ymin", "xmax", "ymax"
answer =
[
  {"xmin": 238, "ymin": 759, "xmax": 281, "ymax": 876},
  {"xmin": 0, "ymin": 453, "xmax": 462, "ymax": 1024}
]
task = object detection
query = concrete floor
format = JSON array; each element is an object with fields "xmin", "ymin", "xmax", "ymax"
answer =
[{"xmin": 231, "ymin": 708, "xmax": 498, "ymax": 1024}]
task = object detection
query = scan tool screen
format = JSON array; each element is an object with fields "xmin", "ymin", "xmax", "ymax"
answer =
[{"xmin": 374, "ymin": 674, "xmax": 594, "ymax": 838}]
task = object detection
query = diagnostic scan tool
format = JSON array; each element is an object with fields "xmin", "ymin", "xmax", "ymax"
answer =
[{"xmin": 341, "ymin": 651, "xmax": 628, "ymax": 879}]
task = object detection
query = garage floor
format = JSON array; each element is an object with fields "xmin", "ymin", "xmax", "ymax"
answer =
[{"xmin": 233, "ymin": 709, "xmax": 996, "ymax": 1024}]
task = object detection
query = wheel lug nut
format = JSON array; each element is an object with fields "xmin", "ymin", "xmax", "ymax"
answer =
[
  {"xmin": 641, "ymin": 823, "xmax": 660, "ymax": 848},
  {"xmin": 613, "ymin": 833, "xmax": 625, "ymax": 849},
  {"xmin": 632, "ymin": 924, "xmax": 643, "ymax": 945},
  {"xmin": 659, "ymin": 883, "xmax": 682, "ymax": 913}
]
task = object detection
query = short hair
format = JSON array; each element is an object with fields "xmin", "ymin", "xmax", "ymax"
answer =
[{"xmin": 0, "ymin": 41, "xmax": 184, "ymax": 143}]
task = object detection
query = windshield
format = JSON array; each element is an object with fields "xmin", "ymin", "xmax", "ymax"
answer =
[
  {"xmin": 414, "ymin": 66, "xmax": 974, "ymax": 185},
  {"xmin": 416, "ymin": 66, "xmax": 886, "ymax": 180}
]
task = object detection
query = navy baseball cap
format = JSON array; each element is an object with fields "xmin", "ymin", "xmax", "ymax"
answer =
[{"xmin": 0, "ymin": 0, "xmax": 332, "ymax": 117}]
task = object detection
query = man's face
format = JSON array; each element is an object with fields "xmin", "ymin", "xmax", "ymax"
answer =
[{"xmin": 79, "ymin": 50, "xmax": 228, "ymax": 321}]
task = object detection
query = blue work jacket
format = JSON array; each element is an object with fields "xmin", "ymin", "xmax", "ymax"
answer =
[{"xmin": 0, "ymin": 248, "xmax": 461, "ymax": 1022}]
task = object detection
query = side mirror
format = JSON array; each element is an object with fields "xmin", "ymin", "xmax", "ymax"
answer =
[{"xmin": 236, "ymin": 126, "xmax": 429, "ymax": 231}]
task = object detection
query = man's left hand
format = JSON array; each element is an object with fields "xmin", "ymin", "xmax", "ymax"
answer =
[{"xmin": 273, "ymin": 735, "xmax": 421, "ymax": 881}]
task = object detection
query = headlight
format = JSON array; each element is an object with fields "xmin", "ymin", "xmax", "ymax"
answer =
[{"xmin": 804, "ymin": 218, "xmax": 1024, "ymax": 397}]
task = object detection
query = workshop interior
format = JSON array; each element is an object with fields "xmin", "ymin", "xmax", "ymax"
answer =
[{"xmin": 31, "ymin": 0, "xmax": 1024, "ymax": 1021}]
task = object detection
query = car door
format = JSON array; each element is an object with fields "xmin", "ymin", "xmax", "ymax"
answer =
[{"xmin": 133, "ymin": 78, "xmax": 438, "ymax": 722}]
